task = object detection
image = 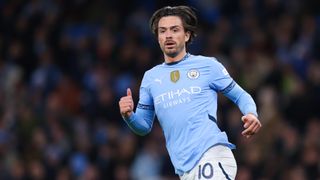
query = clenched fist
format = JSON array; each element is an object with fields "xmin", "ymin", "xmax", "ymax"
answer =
[
  {"xmin": 119, "ymin": 88, "xmax": 134, "ymax": 118},
  {"xmin": 241, "ymin": 113, "xmax": 262, "ymax": 138}
]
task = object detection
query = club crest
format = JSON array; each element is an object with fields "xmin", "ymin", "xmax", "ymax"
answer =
[
  {"xmin": 170, "ymin": 70, "xmax": 180, "ymax": 83},
  {"xmin": 187, "ymin": 69, "xmax": 200, "ymax": 79}
]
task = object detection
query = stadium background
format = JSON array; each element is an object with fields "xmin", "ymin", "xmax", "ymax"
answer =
[{"xmin": 0, "ymin": 0, "xmax": 319, "ymax": 179}]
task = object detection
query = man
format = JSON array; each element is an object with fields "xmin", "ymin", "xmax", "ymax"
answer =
[{"xmin": 119, "ymin": 6, "xmax": 261, "ymax": 180}]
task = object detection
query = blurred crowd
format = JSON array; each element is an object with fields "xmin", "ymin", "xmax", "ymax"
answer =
[{"xmin": 0, "ymin": 0, "xmax": 319, "ymax": 179}]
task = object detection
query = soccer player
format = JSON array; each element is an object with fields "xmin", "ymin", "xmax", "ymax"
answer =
[{"xmin": 119, "ymin": 6, "xmax": 261, "ymax": 180}]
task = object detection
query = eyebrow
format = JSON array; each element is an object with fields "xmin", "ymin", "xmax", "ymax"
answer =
[{"xmin": 158, "ymin": 25, "xmax": 182, "ymax": 30}]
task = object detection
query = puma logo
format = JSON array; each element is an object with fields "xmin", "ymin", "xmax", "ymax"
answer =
[{"xmin": 154, "ymin": 78, "xmax": 162, "ymax": 84}]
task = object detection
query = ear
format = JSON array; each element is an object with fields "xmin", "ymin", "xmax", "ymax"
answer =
[{"xmin": 185, "ymin": 31, "xmax": 190, "ymax": 43}]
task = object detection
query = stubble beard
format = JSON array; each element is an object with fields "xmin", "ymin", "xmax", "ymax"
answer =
[
  {"xmin": 163, "ymin": 44, "xmax": 184, "ymax": 58},
  {"xmin": 165, "ymin": 50, "xmax": 179, "ymax": 58}
]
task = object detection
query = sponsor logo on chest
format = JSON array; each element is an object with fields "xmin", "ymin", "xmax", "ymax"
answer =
[{"xmin": 155, "ymin": 86, "xmax": 202, "ymax": 108}]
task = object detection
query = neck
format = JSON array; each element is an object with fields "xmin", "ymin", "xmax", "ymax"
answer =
[{"xmin": 164, "ymin": 51, "xmax": 187, "ymax": 64}]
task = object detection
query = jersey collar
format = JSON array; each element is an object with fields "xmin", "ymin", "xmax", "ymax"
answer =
[{"xmin": 165, "ymin": 53, "xmax": 190, "ymax": 65}]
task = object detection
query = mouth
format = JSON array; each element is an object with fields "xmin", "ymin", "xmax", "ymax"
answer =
[{"xmin": 164, "ymin": 41, "xmax": 176, "ymax": 48}]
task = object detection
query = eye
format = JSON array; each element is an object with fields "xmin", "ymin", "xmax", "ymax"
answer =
[
  {"xmin": 173, "ymin": 28, "xmax": 179, "ymax": 32},
  {"xmin": 159, "ymin": 29, "xmax": 166, "ymax": 34}
]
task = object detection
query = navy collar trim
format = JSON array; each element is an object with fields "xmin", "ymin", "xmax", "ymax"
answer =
[{"xmin": 165, "ymin": 53, "xmax": 190, "ymax": 65}]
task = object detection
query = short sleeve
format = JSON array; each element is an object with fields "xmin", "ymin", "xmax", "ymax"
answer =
[{"xmin": 208, "ymin": 58, "xmax": 234, "ymax": 92}]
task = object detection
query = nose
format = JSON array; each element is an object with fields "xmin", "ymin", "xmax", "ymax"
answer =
[{"xmin": 164, "ymin": 31, "xmax": 173, "ymax": 38}]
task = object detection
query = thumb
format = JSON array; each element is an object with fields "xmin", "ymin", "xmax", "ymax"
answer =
[
  {"xmin": 127, "ymin": 88, "xmax": 132, "ymax": 97},
  {"xmin": 241, "ymin": 115, "xmax": 247, "ymax": 122}
]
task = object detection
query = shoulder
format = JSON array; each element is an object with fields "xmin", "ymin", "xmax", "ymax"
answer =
[
  {"xmin": 191, "ymin": 55, "xmax": 229, "ymax": 77},
  {"xmin": 141, "ymin": 64, "xmax": 163, "ymax": 84},
  {"xmin": 144, "ymin": 64, "xmax": 163, "ymax": 77},
  {"xmin": 190, "ymin": 54, "xmax": 222, "ymax": 66}
]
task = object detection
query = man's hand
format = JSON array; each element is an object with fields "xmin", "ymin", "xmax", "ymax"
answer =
[
  {"xmin": 241, "ymin": 113, "xmax": 261, "ymax": 138},
  {"xmin": 119, "ymin": 88, "xmax": 134, "ymax": 118}
]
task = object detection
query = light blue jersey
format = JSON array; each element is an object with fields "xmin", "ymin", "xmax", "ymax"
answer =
[{"xmin": 124, "ymin": 53, "xmax": 257, "ymax": 175}]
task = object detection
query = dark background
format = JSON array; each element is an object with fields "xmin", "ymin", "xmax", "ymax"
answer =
[{"xmin": 0, "ymin": 0, "xmax": 319, "ymax": 179}]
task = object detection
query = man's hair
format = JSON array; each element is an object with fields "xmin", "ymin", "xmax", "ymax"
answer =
[{"xmin": 149, "ymin": 6, "xmax": 198, "ymax": 45}]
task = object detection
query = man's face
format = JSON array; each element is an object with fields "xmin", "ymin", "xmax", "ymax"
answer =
[{"xmin": 157, "ymin": 16, "xmax": 190, "ymax": 58}]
